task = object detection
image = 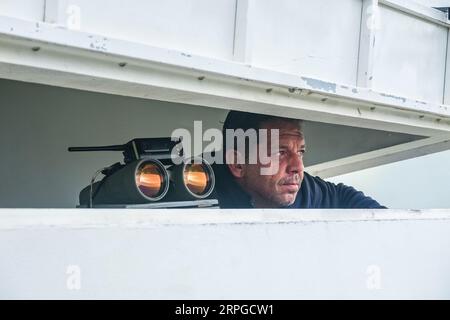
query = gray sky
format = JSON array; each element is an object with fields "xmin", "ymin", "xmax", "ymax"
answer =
[{"xmin": 326, "ymin": 149, "xmax": 450, "ymax": 209}]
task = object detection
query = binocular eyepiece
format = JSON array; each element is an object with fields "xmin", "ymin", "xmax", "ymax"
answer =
[
  {"xmin": 79, "ymin": 157, "xmax": 216, "ymax": 206},
  {"xmin": 134, "ymin": 156, "xmax": 216, "ymax": 202}
]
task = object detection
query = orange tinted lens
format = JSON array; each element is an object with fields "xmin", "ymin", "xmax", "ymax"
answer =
[
  {"xmin": 136, "ymin": 163, "xmax": 165, "ymax": 198},
  {"xmin": 184, "ymin": 164, "xmax": 209, "ymax": 195}
]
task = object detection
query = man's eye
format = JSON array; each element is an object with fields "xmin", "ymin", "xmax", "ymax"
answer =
[{"xmin": 298, "ymin": 150, "xmax": 306, "ymax": 156}]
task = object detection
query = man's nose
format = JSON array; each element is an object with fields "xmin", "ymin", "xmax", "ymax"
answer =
[{"xmin": 287, "ymin": 152, "xmax": 304, "ymax": 173}]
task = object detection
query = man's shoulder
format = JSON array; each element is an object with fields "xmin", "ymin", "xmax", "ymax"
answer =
[{"xmin": 302, "ymin": 171, "xmax": 335, "ymax": 190}]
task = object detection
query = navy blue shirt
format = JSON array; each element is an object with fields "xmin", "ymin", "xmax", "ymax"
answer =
[{"xmin": 213, "ymin": 164, "xmax": 386, "ymax": 209}]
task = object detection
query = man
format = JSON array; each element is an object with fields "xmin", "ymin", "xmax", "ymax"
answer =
[{"xmin": 213, "ymin": 110, "xmax": 386, "ymax": 209}]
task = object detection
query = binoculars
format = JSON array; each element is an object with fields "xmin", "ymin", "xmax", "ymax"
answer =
[{"xmin": 69, "ymin": 137, "xmax": 216, "ymax": 207}]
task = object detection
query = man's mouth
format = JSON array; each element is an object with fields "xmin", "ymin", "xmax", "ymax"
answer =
[{"xmin": 280, "ymin": 183, "xmax": 300, "ymax": 192}]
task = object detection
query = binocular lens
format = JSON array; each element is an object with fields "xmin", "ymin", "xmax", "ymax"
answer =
[
  {"xmin": 136, "ymin": 162, "xmax": 167, "ymax": 199},
  {"xmin": 183, "ymin": 163, "xmax": 211, "ymax": 196}
]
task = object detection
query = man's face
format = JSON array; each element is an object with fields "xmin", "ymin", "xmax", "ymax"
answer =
[{"xmin": 238, "ymin": 119, "xmax": 305, "ymax": 208}]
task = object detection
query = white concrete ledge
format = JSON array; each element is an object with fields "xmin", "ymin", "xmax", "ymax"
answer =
[
  {"xmin": 1, "ymin": 208, "xmax": 450, "ymax": 230},
  {"xmin": 2, "ymin": 207, "xmax": 450, "ymax": 299}
]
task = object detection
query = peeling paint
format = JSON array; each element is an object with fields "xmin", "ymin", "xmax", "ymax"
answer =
[
  {"xmin": 266, "ymin": 88, "xmax": 273, "ymax": 93},
  {"xmin": 300, "ymin": 89, "xmax": 312, "ymax": 96},
  {"xmin": 321, "ymin": 98, "xmax": 328, "ymax": 102},
  {"xmin": 341, "ymin": 85, "xmax": 349, "ymax": 89},
  {"xmin": 89, "ymin": 38, "xmax": 108, "ymax": 52},
  {"xmin": 198, "ymin": 76, "xmax": 205, "ymax": 81},
  {"xmin": 301, "ymin": 77, "xmax": 336, "ymax": 93},
  {"xmin": 352, "ymin": 88, "xmax": 358, "ymax": 94},
  {"xmin": 181, "ymin": 52, "xmax": 192, "ymax": 58},
  {"xmin": 380, "ymin": 92, "xmax": 407, "ymax": 103},
  {"xmin": 357, "ymin": 108, "xmax": 362, "ymax": 116}
]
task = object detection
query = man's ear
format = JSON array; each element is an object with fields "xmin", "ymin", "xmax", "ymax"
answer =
[{"xmin": 225, "ymin": 149, "xmax": 246, "ymax": 178}]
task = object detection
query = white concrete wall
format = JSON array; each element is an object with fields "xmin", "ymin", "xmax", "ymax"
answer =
[
  {"xmin": 372, "ymin": 4, "xmax": 447, "ymax": 104},
  {"xmin": 249, "ymin": 0, "xmax": 362, "ymax": 86},
  {"xmin": 0, "ymin": 0, "xmax": 45, "ymax": 21},
  {"xmin": 46, "ymin": 0, "xmax": 237, "ymax": 60},
  {"xmin": 1, "ymin": 209, "xmax": 450, "ymax": 299}
]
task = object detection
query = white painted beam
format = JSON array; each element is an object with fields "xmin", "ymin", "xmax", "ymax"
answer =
[
  {"xmin": 415, "ymin": 0, "xmax": 450, "ymax": 8},
  {"xmin": 306, "ymin": 134, "xmax": 450, "ymax": 178},
  {"xmin": 357, "ymin": 0, "xmax": 378, "ymax": 88},
  {"xmin": 380, "ymin": 0, "xmax": 449, "ymax": 26},
  {"xmin": 444, "ymin": 27, "xmax": 450, "ymax": 105},
  {"xmin": 0, "ymin": 16, "xmax": 449, "ymax": 138},
  {"xmin": 43, "ymin": 0, "xmax": 61, "ymax": 24},
  {"xmin": 232, "ymin": 0, "xmax": 253, "ymax": 63}
]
